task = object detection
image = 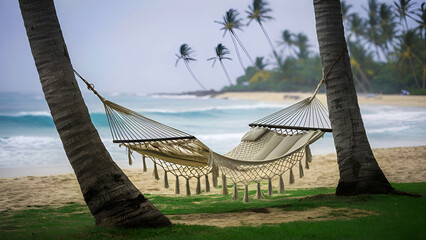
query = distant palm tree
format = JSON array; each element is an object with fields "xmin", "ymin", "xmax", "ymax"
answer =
[
  {"xmin": 378, "ymin": 3, "xmax": 398, "ymax": 61},
  {"xmin": 175, "ymin": 44, "xmax": 207, "ymax": 90},
  {"xmin": 254, "ymin": 56, "xmax": 268, "ymax": 70},
  {"xmin": 293, "ymin": 33, "xmax": 310, "ymax": 59},
  {"xmin": 395, "ymin": 30, "xmax": 422, "ymax": 88},
  {"xmin": 207, "ymin": 43, "xmax": 233, "ymax": 85},
  {"xmin": 246, "ymin": 0, "xmax": 280, "ymax": 66},
  {"xmin": 277, "ymin": 30, "xmax": 295, "ymax": 57},
  {"xmin": 364, "ymin": 0, "xmax": 382, "ymax": 60},
  {"xmin": 414, "ymin": 3, "xmax": 426, "ymax": 38},
  {"xmin": 348, "ymin": 14, "xmax": 366, "ymax": 41},
  {"xmin": 394, "ymin": 0, "xmax": 416, "ymax": 30},
  {"xmin": 216, "ymin": 9, "xmax": 254, "ymax": 71}
]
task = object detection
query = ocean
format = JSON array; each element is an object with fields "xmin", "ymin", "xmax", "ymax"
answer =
[{"xmin": 0, "ymin": 92, "xmax": 425, "ymax": 178}]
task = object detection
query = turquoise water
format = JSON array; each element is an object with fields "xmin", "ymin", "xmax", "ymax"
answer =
[{"xmin": 0, "ymin": 92, "xmax": 425, "ymax": 177}]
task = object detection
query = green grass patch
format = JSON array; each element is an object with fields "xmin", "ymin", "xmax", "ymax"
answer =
[{"xmin": 0, "ymin": 182, "xmax": 425, "ymax": 240}]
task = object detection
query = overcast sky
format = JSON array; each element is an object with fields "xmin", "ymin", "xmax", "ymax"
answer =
[{"xmin": 0, "ymin": 0, "xmax": 422, "ymax": 94}]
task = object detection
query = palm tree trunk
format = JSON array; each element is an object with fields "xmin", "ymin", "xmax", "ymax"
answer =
[
  {"xmin": 408, "ymin": 56, "xmax": 421, "ymax": 88},
  {"xmin": 258, "ymin": 21, "xmax": 281, "ymax": 68},
  {"xmin": 313, "ymin": 0, "xmax": 394, "ymax": 195},
  {"xmin": 231, "ymin": 30, "xmax": 255, "ymax": 66},
  {"xmin": 19, "ymin": 0, "xmax": 171, "ymax": 228},
  {"xmin": 219, "ymin": 60, "xmax": 233, "ymax": 85},
  {"xmin": 184, "ymin": 61, "xmax": 207, "ymax": 90},
  {"xmin": 230, "ymin": 33, "xmax": 246, "ymax": 72}
]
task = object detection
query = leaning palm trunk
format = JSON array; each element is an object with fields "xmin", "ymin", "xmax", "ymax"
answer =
[
  {"xmin": 257, "ymin": 21, "xmax": 281, "ymax": 68},
  {"xmin": 19, "ymin": 0, "xmax": 171, "ymax": 228},
  {"xmin": 231, "ymin": 30, "xmax": 255, "ymax": 66},
  {"xmin": 219, "ymin": 60, "xmax": 233, "ymax": 85},
  {"xmin": 230, "ymin": 33, "xmax": 246, "ymax": 72},
  {"xmin": 184, "ymin": 61, "xmax": 207, "ymax": 90},
  {"xmin": 313, "ymin": 0, "xmax": 394, "ymax": 195}
]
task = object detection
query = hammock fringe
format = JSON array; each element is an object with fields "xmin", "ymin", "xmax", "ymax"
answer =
[
  {"xmin": 279, "ymin": 175, "xmax": 285, "ymax": 193},
  {"xmin": 243, "ymin": 185, "xmax": 249, "ymax": 203}
]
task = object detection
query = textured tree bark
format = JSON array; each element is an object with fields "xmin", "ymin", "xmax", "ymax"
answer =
[
  {"xmin": 313, "ymin": 0, "xmax": 394, "ymax": 195},
  {"xmin": 19, "ymin": 0, "xmax": 171, "ymax": 228}
]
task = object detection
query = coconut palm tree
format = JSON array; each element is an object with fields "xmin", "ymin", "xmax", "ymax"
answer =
[
  {"xmin": 394, "ymin": 0, "xmax": 416, "ymax": 30},
  {"xmin": 246, "ymin": 0, "xmax": 280, "ymax": 67},
  {"xmin": 347, "ymin": 14, "xmax": 366, "ymax": 42},
  {"xmin": 378, "ymin": 3, "xmax": 398, "ymax": 61},
  {"xmin": 207, "ymin": 43, "xmax": 233, "ymax": 85},
  {"xmin": 313, "ymin": 0, "xmax": 394, "ymax": 195},
  {"xmin": 216, "ymin": 9, "xmax": 255, "ymax": 71},
  {"xmin": 19, "ymin": 0, "xmax": 171, "ymax": 228},
  {"xmin": 414, "ymin": 3, "xmax": 426, "ymax": 39},
  {"xmin": 175, "ymin": 44, "xmax": 207, "ymax": 90},
  {"xmin": 364, "ymin": 0, "xmax": 382, "ymax": 60},
  {"xmin": 294, "ymin": 33, "xmax": 310, "ymax": 59},
  {"xmin": 254, "ymin": 56, "xmax": 268, "ymax": 70},
  {"xmin": 277, "ymin": 30, "xmax": 295, "ymax": 58},
  {"xmin": 395, "ymin": 30, "xmax": 423, "ymax": 88}
]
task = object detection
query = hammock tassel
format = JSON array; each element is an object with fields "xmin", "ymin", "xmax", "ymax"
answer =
[
  {"xmin": 305, "ymin": 156, "xmax": 310, "ymax": 169},
  {"xmin": 279, "ymin": 175, "xmax": 285, "ymax": 194},
  {"xmin": 243, "ymin": 185, "xmax": 249, "ymax": 203},
  {"xmin": 185, "ymin": 178, "xmax": 191, "ymax": 196},
  {"xmin": 142, "ymin": 155, "xmax": 147, "ymax": 172},
  {"xmin": 212, "ymin": 166, "xmax": 219, "ymax": 188},
  {"xmin": 257, "ymin": 182, "xmax": 264, "ymax": 199},
  {"xmin": 205, "ymin": 175, "xmax": 210, "ymax": 192},
  {"xmin": 290, "ymin": 168, "xmax": 295, "ymax": 184},
  {"xmin": 153, "ymin": 162, "xmax": 160, "ymax": 180},
  {"xmin": 222, "ymin": 175, "xmax": 228, "ymax": 195},
  {"xmin": 164, "ymin": 171, "xmax": 169, "ymax": 189},
  {"xmin": 127, "ymin": 149, "xmax": 133, "ymax": 166},
  {"xmin": 232, "ymin": 183, "xmax": 238, "ymax": 201},
  {"xmin": 268, "ymin": 178, "xmax": 273, "ymax": 196},
  {"xmin": 196, "ymin": 177, "xmax": 201, "ymax": 195},
  {"xmin": 175, "ymin": 175, "xmax": 180, "ymax": 194},
  {"xmin": 299, "ymin": 160, "xmax": 304, "ymax": 178},
  {"xmin": 306, "ymin": 145, "xmax": 312, "ymax": 163}
]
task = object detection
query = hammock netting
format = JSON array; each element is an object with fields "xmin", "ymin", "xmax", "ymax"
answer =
[
  {"xmin": 74, "ymin": 50, "xmax": 346, "ymax": 201},
  {"xmin": 99, "ymin": 93, "xmax": 330, "ymax": 201}
]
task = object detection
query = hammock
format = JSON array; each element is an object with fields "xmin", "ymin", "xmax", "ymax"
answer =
[
  {"xmin": 73, "ymin": 45, "xmax": 344, "ymax": 202},
  {"xmin": 75, "ymin": 73, "xmax": 333, "ymax": 202}
]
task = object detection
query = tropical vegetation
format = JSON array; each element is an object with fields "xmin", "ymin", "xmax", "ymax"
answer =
[
  {"xmin": 224, "ymin": 0, "xmax": 426, "ymax": 95},
  {"xmin": 178, "ymin": 0, "xmax": 425, "ymax": 94}
]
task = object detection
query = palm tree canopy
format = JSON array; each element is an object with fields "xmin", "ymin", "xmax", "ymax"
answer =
[
  {"xmin": 215, "ymin": 9, "xmax": 244, "ymax": 36},
  {"xmin": 175, "ymin": 43, "xmax": 196, "ymax": 67},
  {"xmin": 414, "ymin": 3, "xmax": 426, "ymax": 33},
  {"xmin": 246, "ymin": 0, "xmax": 273, "ymax": 25},
  {"xmin": 348, "ymin": 13, "xmax": 366, "ymax": 39},
  {"xmin": 394, "ymin": 0, "xmax": 415, "ymax": 22},
  {"xmin": 207, "ymin": 43, "xmax": 232, "ymax": 67},
  {"xmin": 254, "ymin": 56, "xmax": 268, "ymax": 70},
  {"xmin": 294, "ymin": 33, "xmax": 310, "ymax": 59}
]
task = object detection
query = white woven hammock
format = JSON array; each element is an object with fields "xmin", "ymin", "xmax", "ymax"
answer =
[{"xmin": 74, "ymin": 70, "xmax": 334, "ymax": 202}]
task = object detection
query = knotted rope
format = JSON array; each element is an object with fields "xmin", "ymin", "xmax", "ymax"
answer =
[{"xmin": 73, "ymin": 70, "xmax": 105, "ymax": 101}]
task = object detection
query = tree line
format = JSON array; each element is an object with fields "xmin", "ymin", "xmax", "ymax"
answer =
[{"xmin": 177, "ymin": 0, "xmax": 426, "ymax": 95}]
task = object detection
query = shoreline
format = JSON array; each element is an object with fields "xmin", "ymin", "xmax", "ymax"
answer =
[
  {"xmin": 1, "ymin": 145, "xmax": 424, "ymax": 211},
  {"xmin": 214, "ymin": 91, "xmax": 426, "ymax": 108}
]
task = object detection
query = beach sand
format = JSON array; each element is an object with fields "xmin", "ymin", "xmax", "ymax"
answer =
[
  {"xmin": 214, "ymin": 92, "xmax": 426, "ymax": 108},
  {"xmin": 1, "ymin": 146, "xmax": 424, "ymax": 212}
]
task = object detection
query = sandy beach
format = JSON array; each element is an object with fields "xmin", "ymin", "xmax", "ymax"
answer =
[
  {"xmin": 1, "ymin": 146, "xmax": 424, "ymax": 212},
  {"xmin": 214, "ymin": 92, "xmax": 426, "ymax": 108}
]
